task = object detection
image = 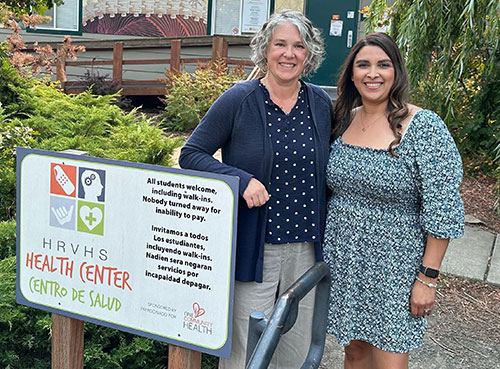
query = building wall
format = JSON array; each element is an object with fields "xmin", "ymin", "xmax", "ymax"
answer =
[
  {"xmin": 82, "ymin": 0, "xmax": 208, "ymax": 37},
  {"xmin": 274, "ymin": 0, "xmax": 304, "ymax": 13},
  {"xmin": 80, "ymin": 0, "xmax": 373, "ymax": 39}
]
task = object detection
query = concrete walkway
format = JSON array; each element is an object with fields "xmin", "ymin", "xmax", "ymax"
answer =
[{"xmin": 441, "ymin": 225, "xmax": 499, "ymax": 285}]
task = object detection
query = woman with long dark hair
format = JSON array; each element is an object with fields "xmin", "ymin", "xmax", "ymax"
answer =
[{"xmin": 324, "ymin": 33, "xmax": 464, "ymax": 368}]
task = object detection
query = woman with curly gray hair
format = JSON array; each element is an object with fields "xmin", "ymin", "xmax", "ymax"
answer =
[{"xmin": 180, "ymin": 9, "xmax": 332, "ymax": 369}]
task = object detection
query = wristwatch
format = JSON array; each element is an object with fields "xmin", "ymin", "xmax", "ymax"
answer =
[{"xmin": 419, "ymin": 265, "xmax": 440, "ymax": 278}]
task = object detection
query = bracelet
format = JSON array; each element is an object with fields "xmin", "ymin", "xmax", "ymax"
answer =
[{"xmin": 416, "ymin": 276, "xmax": 437, "ymax": 288}]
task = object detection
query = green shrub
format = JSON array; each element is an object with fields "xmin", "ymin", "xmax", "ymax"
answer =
[
  {"xmin": 161, "ymin": 60, "xmax": 244, "ymax": 131},
  {"xmin": 0, "ymin": 220, "xmax": 16, "ymax": 260},
  {"xmin": 0, "ymin": 105, "xmax": 36, "ymax": 221},
  {"xmin": 0, "ymin": 81, "xmax": 182, "ymax": 222},
  {"xmin": 0, "ymin": 58, "xmax": 31, "ymax": 115},
  {"xmin": 0, "ymin": 257, "xmax": 53, "ymax": 369},
  {"xmin": 79, "ymin": 68, "xmax": 132, "ymax": 109}
]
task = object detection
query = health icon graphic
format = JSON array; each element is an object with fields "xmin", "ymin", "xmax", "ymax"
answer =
[
  {"xmin": 51, "ymin": 204, "xmax": 74, "ymax": 225},
  {"xmin": 50, "ymin": 163, "xmax": 77, "ymax": 197},
  {"xmin": 79, "ymin": 168, "xmax": 106, "ymax": 202},
  {"xmin": 77, "ymin": 201, "xmax": 104, "ymax": 235},
  {"xmin": 49, "ymin": 196, "xmax": 76, "ymax": 230},
  {"xmin": 54, "ymin": 165, "xmax": 75, "ymax": 195}
]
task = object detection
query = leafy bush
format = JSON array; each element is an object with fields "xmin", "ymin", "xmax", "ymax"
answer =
[
  {"xmin": 0, "ymin": 105, "xmax": 36, "ymax": 220},
  {"xmin": 80, "ymin": 68, "xmax": 132, "ymax": 109},
  {"xmin": 0, "ymin": 257, "xmax": 53, "ymax": 369},
  {"xmin": 0, "ymin": 220, "xmax": 16, "ymax": 259},
  {"xmin": 161, "ymin": 60, "xmax": 244, "ymax": 131},
  {"xmin": 0, "ymin": 58, "xmax": 31, "ymax": 115},
  {"xmin": 0, "ymin": 81, "xmax": 182, "ymax": 222}
]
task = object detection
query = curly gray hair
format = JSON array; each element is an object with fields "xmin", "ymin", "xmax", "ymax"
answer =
[{"xmin": 250, "ymin": 10, "xmax": 325, "ymax": 76}]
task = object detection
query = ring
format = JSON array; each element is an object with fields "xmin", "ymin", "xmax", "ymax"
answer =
[{"xmin": 424, "ymin": 309, "xmax": 430, "ymax": 313}]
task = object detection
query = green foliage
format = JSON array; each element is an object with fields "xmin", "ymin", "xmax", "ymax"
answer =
[
  {"xmin": 0, "ymin": 104, "xmax": 36, "ymax": 220},
  {"xmin": 0, "ymin": 257, "xmax": 53, "ymax": 369},
  {"xmin": 2, "ymin": 0, "xmax": 63, "ymax": 16},
  {"xmin": 364, "ymin": 0, "xmax": 499, "ymax": 173},
  {"xmin": 360, "ymin": 0, "xmax": 393, "ymax": 33},
  {"xmin": 82, "ymin": 327, "xmax": 169, "ymax": 369},
  {"xmin": 14, "ymin": 81, "xmax": 182, "ymax": 166},
  {"xmin": 0, "ymin": 219, "xmax": 16, "ymax": 259},
  {"xmin": 0, "ymin": 80, "xmax": 182, "ymax": 222},
  {"xmin": 0, "ymin": 59, "xmax": 31, "ymax": 114},
  {"xmin": 162, "ymin": 60, "xmax": 244, "ymax": 131}
]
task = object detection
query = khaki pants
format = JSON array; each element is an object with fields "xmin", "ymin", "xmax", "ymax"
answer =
[{"xmin": 219, "ymin": 242, "xmax": 316, "ymax": 369}]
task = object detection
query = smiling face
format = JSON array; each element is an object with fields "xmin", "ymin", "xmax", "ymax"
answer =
[
  {"xmin": 265, "ymin": 22, "xmax": 308, "ymax": 86},
  {"xmin": 351, "ymin": 45, "xmax": 395, "ymax": 105}
]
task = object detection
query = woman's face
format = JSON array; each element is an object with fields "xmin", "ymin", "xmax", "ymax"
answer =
[
  {"xmin": 265, "ymin": 22, "xmax": 308, "ymax": 85},
  {"xmin": 351, "ymin": 45, "xmax": 395, "ymax": 105}
]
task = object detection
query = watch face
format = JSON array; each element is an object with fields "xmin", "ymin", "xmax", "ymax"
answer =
[
  {"xmin": 426, "ymin": 268, "xmax": 439, "ymax": 278},
  {"xmin": 420, "ymin": 265, "xmax": 439, "ymax": 278}
]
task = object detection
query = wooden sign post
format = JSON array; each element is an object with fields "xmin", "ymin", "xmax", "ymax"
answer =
[
  {"xmin": 169, "ymin": 345, "xmax": 202, "ymax": 369},
  {"xmin": 51, "ymin": 314, "xmax": 84, "ymax": 369}
]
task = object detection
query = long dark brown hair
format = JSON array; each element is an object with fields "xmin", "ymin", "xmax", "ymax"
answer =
[{"xmin": 331, "ymin": 33, "xmax": 409, "ymax": 156}]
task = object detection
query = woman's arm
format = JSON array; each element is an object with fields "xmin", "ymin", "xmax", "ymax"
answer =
[{"xmin": 410, "ymin": 235, "xmax": 449, "ymax": 317}]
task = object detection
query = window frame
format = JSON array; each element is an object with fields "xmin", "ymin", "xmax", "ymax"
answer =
[{"xmin": 28, "ymin": 0, "xmax": 83, "ymax": 36}]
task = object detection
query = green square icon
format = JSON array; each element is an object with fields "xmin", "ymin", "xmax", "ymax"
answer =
[{"xmin": 77, "ymin": 201, "xmax": 104, "ymax": 235}]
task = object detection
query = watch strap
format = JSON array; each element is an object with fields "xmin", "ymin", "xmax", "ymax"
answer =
[{"xmin": 419, "ymin": 264, "xmax": 440, "ymax": 278}]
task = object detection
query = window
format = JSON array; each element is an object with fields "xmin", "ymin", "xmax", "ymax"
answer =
[
  {"xmin": 211, "ymin": 0, "xmax": 270, "ymax": 35},
  {"xmin": 29, "ymin": 0, "xmax": 82, "ymax": 35}
]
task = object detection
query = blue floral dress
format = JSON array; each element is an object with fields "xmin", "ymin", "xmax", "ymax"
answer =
[{"xmin": 323, "ymin": 110, "xmax": 464, "ymax": 353}]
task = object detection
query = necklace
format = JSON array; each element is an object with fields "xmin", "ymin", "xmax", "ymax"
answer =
[{"xmin": 359, "ymin": 107, "xmax": 387, "ymax": 132}]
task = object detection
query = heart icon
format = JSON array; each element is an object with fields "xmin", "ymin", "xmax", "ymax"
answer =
[
  {"xmin": 79, "ymin": 206, "xmax": 103, "ymax": 230},
  {"xmin": 192, "ymin": 302, "xmax": 206, "ymax": 318}
]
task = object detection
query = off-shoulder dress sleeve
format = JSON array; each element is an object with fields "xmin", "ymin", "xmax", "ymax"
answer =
[{"xmin": 413, "ymin": 110, "xmax": 465, "ymax": 239}]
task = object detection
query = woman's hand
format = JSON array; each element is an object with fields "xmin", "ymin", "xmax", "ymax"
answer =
[
  {"xmin": 243, "ymin": 178, "xmax": 270, "ymax": 208},
  {"xmin": 410, "ymin": 277, "xmax": 436, "ymax": 317}
]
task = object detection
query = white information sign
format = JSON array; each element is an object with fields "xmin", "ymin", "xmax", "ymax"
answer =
[
  {"xmin": 16, "ymin": 148, "xmax": 238, "ymax": 357},
  {"xmin": 330, "ymin": 20, "xmax": 343, "ymax": 37},
  {"xmin": 242, "ymin": 0, "xmax": 269, "ymax": 33}
]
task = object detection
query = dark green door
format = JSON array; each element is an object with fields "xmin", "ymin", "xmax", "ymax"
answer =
[{"xmin": 305, "ymin": 0, "xmax": 360, "ymax": 86}]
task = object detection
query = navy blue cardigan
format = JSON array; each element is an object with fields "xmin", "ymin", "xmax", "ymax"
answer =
[{"xmin": 179, "ymin": 78, "xmax": 332, "ymax": 282}]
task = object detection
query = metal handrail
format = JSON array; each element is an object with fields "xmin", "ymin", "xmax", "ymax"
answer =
[{"xmin": 245, "ymin": 261, "xmax": 331, "ymax": 369}]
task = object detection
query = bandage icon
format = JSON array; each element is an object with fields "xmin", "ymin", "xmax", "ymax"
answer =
[{"xmin": 54, "ymin": 165, "xmax": 75, "ymax": 195}]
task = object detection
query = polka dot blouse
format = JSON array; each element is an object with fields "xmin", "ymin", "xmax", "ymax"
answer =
[{"xmin": 260, "ymin": 82, "xmax": 320, "ymax": 245}]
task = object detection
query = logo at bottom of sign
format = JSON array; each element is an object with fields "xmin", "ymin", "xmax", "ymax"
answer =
[{"xmin": 183, "ymin": 302, "xmax": 213, "ymax": 335}]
